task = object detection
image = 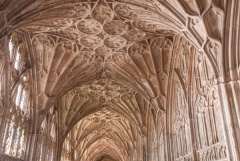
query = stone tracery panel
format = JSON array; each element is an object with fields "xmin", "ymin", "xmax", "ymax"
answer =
[
  {"xmin": 168, "ymin": 36, "xmax": 227, "ymax": 161},
  {"xmin": 193, "ymin": 52, "xmax": 226, "ymax": 161},
  {"xmin": 171, "ymin": 73, "xmax": 193, "ymax": 161},
  {"xmin": 0, "ymin": 34, "xmax": 30, "ymax": 161}
]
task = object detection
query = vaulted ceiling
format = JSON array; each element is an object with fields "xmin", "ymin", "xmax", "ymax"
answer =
[{"xmin": 0, "ymin": 0, "xmax": 225, "ymax": 160}]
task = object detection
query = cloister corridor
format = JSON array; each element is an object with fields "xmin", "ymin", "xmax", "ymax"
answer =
[{"xmin": 0, "ymin": 0, "xmax": 240, "ymax": 161}]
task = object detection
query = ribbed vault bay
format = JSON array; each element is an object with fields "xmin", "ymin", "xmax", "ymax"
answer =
[
  {"xmin": 25, "ymin": 3, "xmax": 175, "ymax": 159},
  {"xmin": 24, "ymin": 1, "xmax": 175, "ymax": 160},
  {"xmin": 59, "ymin": 82, "xmax": 156, "ymax": 161}
]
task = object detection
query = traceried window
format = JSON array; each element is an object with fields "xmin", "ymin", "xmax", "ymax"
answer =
[
  {"xmin": 5, "ymin": 121, "xmax": 14, "ymax": 154},
  {"xmin": 12, "ymin": 43, "xmax": 26, "ymax": 72},
  {"xmin": 18, "ymin": 129, "xmax": 25, "ymax": 157},
  {"xmin": 2, "ymin": 116, "xmax": 27, "ymax": 158},
  {"xmin": 9, "ymin": 36, "xmax": 13, "ymax": 59},
  {"xmin": 50, "ymin": 120, "xmax": 56, "ymax": 142},
  {"xmin": 20, "ymin": 88, "xmax": 28, "ymax": 112},
  {"xmin": 14, "ymin": 79, "xmax": 30, "ymax": 115},
  {"xmin": 37, "ymin": 111, "xmax": 58, "ymax": 161},
  {"xmin": 14, "ymin": 48, "xmax": 21, "ymax": 71},
  {"xmin": 15, "ymin": 84, "xmax": 23, "ymax": 106},
  {"xmin": 12, "ymin": 127, "xmax": 20, "ymax": 156},
  {"xmin": 1, "ymin": 122, "xmax": 8, "ymax": 150},
  {"xmin": 9, "ymin": 34, "xmax": 28, "ymax": 79},
  {"xmin": 0, "ymin": 36, "xmax": 29, "ymax": 159},
  {"xmin": 37, "ymin": 117, "xmax": 47, "ymax": 161}
]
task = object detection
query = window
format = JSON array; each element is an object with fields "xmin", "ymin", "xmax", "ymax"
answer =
[
  {"xmin": 20, "ymin": 89, "xmax": 28, "ymax": 112},
  {"xmin": 9, "ymin": 37, "xmax": 13, "ymax": 59},
  {"xmin": 12, "ymin": 127, "xmax": 20, "ymax": 156},
  {"xmin": 2, "ymin": 115, "xmax": 27, "ymax": 159},
  {"xmin": 50, "ymin": 121, "xmax": 56, "ymax": 141},
  {"xmin": 14, "ymin": 82, "xmax": 29, "ymax": 115},
  {"xmin": 0, "ymin": 35, "xmax": 29, "ymax": 160},
  {"xmin": 37, "ymin": 117, "xmax": 47, "ymax": 161},
  {"xmin": 15, "ymin": 84, "xmax": 23, "ymax": 106},
  {"xmin": 37, "ymin": 113, "xmax": 58, "ymax": 161},
  {"xmin": 2, "ymin": 121, "xmax": 8, "ymax": 149},
  {"xmin": 14, "ymin": 49, "xmax": 21, "ymax": 71},
  {"xmin": 5, "ymin": 122, "xmax": 14, "ymax": 154},
  {"xmin": 18, "ymin": 130, "xmax": 25, "ymax": 157},
  {"xmin": 9, "ymin": 35, "xmax": 27, "ymax": 75}
]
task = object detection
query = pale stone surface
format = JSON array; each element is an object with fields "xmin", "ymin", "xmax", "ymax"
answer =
[{"xmin": 0, "ymin": 0, "xmax": 239, "ymax": 161}]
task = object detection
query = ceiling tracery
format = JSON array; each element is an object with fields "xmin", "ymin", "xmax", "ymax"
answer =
[
  {"xmin": 58, "ymin": 75, "xmax": 154, "ymax": 160},
  {"xmin": 25, "ymin": 1, "xmax": 178, "ymax": 117},
  {"xmin": 63, "ymin": 107, "xmax": 137, "ymax": 161},
  {"xmin": 58, "ymin": 82, "xmax": 153, "ymax": 137}
]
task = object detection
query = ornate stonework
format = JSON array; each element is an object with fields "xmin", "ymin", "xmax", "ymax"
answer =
[{"xmin": 0, "ymin": 0, "xmax": 239, "ymax": 161}]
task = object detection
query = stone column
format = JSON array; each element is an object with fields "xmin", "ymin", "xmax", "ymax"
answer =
[
  {"xmin": 56, "ymin": 136, "xmax": 64, "ymax": 161},
  {"xmin": 25, "ymin": 132, "xmax": 39, "ymax": 161},
  {"xmin": 217, "ymin": 81, "xmax": 240, "ymax": 161}
]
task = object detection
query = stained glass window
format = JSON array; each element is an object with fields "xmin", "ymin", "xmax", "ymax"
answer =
[
  {"xmin": 20, "ymin": 89, "xmax": 27, "ymax": 112},
  {"xmin": 2, "ymin": 124, "xmax": 8, "ymax": 148},
  {"xmin": 9, "ymin": 37, "xmax": 13, "ymax": 59},
  {"xmin": 12, "ymin": 127, "xmax": 20, "ymax": 156},
  {"xmin": 14, "ymin": 48, "xmax": 21, "ymax": 71},
  {"xmin": 50, "ymin": 123, "xmax": 55, "ymax": 141},
  {"xmin": 38, "ymin": 118, "xmax": 47, "ymax": 161},
  {"xmin": 1, "ymin": 38, "xmax": 28, "ymax": 159},
  {"xmin": 15, "ymin": 84, "xmax": 23, "ymax": 106},
  {"xmin": 5, "ymin": 122, "xmax": 14, "ymax": 154},
  {"xmin": 41, "ymin": 117, "xmax": 46, "ymax": 130},
  {"xmin": 18, "ymin": 130, "xmax": 25, "ymax": 158}
]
